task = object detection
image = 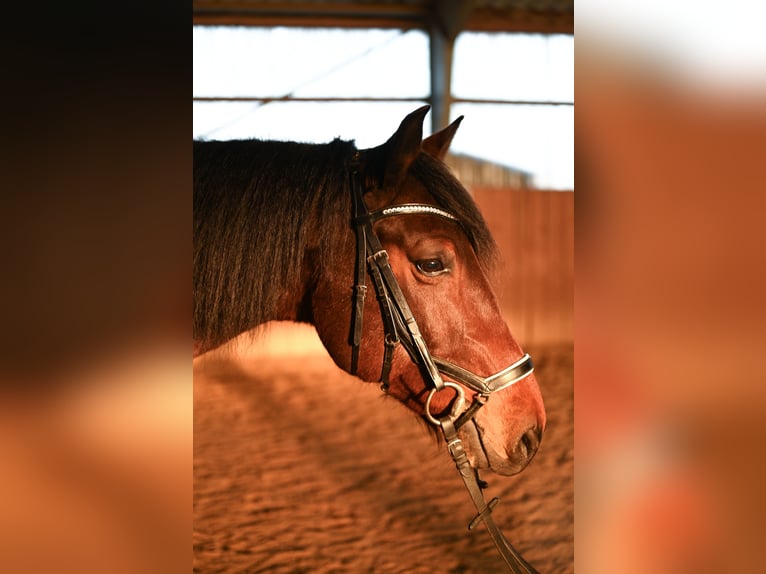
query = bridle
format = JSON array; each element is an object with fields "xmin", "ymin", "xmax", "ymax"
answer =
[{"xmin": 347, "ymin": 152, "xmax": 539, "ymax": 574}]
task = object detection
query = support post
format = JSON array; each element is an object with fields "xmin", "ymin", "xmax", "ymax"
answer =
[
  {"xmin": 427, "ymin": 0, "xmax": 471, "ymax": 133},
  {"xmin": 429, "ymin": 26, "xmax": 454, "ymax": 134}
]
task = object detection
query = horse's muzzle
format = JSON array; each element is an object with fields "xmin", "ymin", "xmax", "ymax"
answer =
[{"xmin": 461, "ymin": 417, "xmax": 544, "ymax": 476}]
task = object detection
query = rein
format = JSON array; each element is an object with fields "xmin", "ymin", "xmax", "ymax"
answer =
[{"xmin": 346, "ymin": 153, "xmax": 539, "ymax": 574}]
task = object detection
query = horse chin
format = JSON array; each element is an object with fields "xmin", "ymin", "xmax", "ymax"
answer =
[{"xmin": 458, "ymin": 420, "xmax": 528, "ymax": 477}]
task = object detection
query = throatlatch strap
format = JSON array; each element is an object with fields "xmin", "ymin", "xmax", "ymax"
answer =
[
  {"xmin": 349, "ymin": 158, "xmax": 368, "ymax": 375},
  {"xmin": 350, "ymin": 227, "xmax": 366, "ymax": 374}
]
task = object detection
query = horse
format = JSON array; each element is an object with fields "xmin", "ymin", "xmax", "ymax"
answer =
[{"xmin": 194, "ymin": 106, "xmax": 546, "ymax": 571}]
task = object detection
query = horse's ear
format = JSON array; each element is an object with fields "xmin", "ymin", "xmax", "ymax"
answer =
[
  {"xmin": 381, "ymin": 105, "xmax": 430, "ymax": 190},
  {"xmin": 422, "ymin": 115, "xmax": 464, "ymax": 160}
]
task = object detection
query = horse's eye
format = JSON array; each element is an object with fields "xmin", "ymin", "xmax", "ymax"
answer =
[{"xmin": 416, "ymin": 258, "xmax": 447, "ymax": 276}]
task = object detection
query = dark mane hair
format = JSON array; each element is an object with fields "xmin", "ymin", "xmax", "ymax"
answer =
[
  {"xmin": 194, "ymin": 137, "xmax": 357, "ymax": 347},
  {"xmin": 193, "ymin": 137, "xmax": 497, "ymax": 350}
]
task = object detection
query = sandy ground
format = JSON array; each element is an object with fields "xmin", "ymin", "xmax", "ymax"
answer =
[{"xmin": 194, "ymin": 325, "xmax": 572, "ymax": 573}]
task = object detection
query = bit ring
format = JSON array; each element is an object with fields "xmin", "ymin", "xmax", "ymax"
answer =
[{"xmin": 425, "ymin": 382, "xmax": 466, "ymax": 425}]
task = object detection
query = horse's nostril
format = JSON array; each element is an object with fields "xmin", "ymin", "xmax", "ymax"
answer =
[{"xmin": 520, "ymin": 426, "xmax": 542, "ymax": 460}]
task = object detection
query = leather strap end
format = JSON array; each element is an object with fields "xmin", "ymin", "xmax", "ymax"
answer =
[{"xmin": 352, "ymin": 284, "xmax": 367, "ymax": 346}]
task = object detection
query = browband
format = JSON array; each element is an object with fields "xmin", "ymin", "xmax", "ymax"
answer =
[{"xmin": 372, "ymin": 203, "xmax": 459, "ymax": 222}]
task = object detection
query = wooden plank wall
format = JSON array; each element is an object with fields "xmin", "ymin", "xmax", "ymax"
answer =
[{"xmin": 471, "ymin": 188, "xmax": 574, "ymax": 347}]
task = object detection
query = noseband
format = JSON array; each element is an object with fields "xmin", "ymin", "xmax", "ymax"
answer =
[{"xmin": 347, "ymin": 152, "xmax": 539, "ymax": 574}]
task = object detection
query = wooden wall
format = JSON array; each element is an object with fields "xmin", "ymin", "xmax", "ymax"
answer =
[{"xmin": 471, "ymin": 188, "xmax": 574, "ymax": 347}]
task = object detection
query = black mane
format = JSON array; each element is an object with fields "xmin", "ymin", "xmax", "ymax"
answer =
[{"xmin": 193, "ymin": 137, "xmax": 497, "ymax": 350}]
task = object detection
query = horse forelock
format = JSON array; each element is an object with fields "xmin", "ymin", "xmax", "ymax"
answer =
[{"xmin": 409, "ymin": 153, "xmax": 499, "ymax": 274}]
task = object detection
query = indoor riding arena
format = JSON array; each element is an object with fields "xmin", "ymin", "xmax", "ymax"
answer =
[
  {"xmin": 194, "ymin": 2, "xmax": 573, "ymax": 572},
  {"xmin": 193, "ymin": 190, "xmax": 573, "ymax": 573}
]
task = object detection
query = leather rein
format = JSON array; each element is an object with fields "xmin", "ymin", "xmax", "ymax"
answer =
[{"xmin": 346, "ymin": 152, "xmax": 539, "ymax": 574}]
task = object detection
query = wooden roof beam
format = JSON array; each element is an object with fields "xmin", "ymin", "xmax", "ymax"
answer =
[
  {"xmin": 193, "ymin": 2, "xmax": 573, "ymax": 34},
  {"xmin": 193, "ymin": 1, "xmax": 427, "ymax": 29}
]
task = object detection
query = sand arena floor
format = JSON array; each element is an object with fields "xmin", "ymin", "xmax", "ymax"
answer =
[{"xmin": 194, "ymin": 324, "xmax": 573, "ymax": 573}]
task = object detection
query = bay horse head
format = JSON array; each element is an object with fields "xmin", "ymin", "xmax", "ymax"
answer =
[
  {"xmin": 309, "ymin": 106, "xmax": 546, "ymax": 476},
  {"xmin": 193, "ymin": 106, "xmax": 545, "ymax": 477}
]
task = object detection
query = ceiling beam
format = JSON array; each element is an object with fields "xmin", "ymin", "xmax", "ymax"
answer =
[
  {"xmin": 193, "ymin": 1, "xmax": 426, "ymax": 28},
  {"xmin": 193, "ymin": 2, "xmax": 573, "ymax": 35},
  {"xmin": 468, "ymin": 8, "xmax": 572, "ymax": 34}
]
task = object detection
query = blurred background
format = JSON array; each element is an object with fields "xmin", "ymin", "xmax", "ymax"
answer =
[{"xmin": 577, "ymin": 1, "xmax": 766, "ymax": 572}]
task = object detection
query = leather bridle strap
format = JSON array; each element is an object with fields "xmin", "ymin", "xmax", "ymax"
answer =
[
  {"xmin": 388, "ymin": 307, "xmax": 534, "ymax": 427},
  {"xmin": 350, "ymin": 155, "xmax": 448, "ymax": 392},
  {"xmin": 349, "ymin": 215, "xmax": 367, "ymax": 374},
  {"xmin": 366, "ymin": 238, "xmax": 447, "ymax": 391},
  {"xmin": 434, "ymin": 354, "xmax": 534, "ymax": 395},
  {"xmin": 442, "ymin": 418, "xmax": 540, "ymax": 574},
  {"xmin": 349, "ymin": 158, "xmax": 411, "ymax": 387}
]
